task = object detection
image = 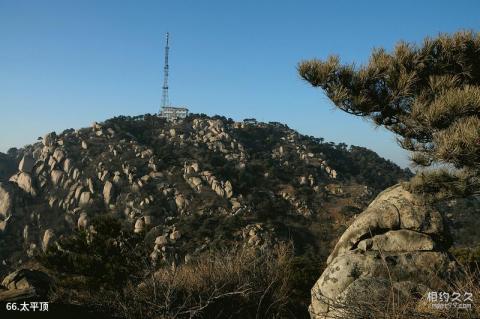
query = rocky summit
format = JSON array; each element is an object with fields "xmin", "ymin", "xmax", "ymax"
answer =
[
  {"xmin": 0, "ymin": 113, "xmax": 420, "ymax": 318},
  {"xmin": 0, "ymin": 114, "xmax": 410, "ymax": 274}
]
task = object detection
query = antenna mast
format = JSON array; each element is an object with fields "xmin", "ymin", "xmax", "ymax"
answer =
[{"xmin": 160, "ymin": 32, "xmax": 170, "ymax": 111}]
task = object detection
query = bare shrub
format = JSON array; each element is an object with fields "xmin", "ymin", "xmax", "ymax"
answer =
[{"xmin": 98, "ymin": 243, "xmax": 298, "ymax": 319}]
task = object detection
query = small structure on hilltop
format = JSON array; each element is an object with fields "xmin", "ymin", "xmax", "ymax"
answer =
[
  {"xmin": 158, "ymin": 32, "xmax": 189, "ymax": 121},
  {"xmin": 159, "ymin": 106, "xmax": 189, "ymax": 121},
  {"xmin": 243, "ymin": 118, "xmax": 257, "ymax": 125}
]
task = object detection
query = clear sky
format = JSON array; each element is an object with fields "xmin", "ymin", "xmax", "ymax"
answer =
[{"xmin": 1, "ymin": 0, "xmax": 479, "ymax": 168}]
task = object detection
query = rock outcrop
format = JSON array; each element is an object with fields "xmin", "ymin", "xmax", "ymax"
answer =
[
  {"xmin": 0, "ymin": 269, "xmax": 52, "ymax": 301},
  {"xmin": 0, "ymin": 182, "xmax": 14, "ymax": 220},
  {"xmin": 103, "ymin": 180, "xmax": 115, "ymax": 205},
  {"xmin": 309, "ymin": 184, "xmax": 458, "ymax": 319},
  {"xmin": 0, "ymin": 182, "xmax": 14, "ymax": 232},
  {"xmin": 0, "ymin": 114, "xmax": 412, "ymax": 277},
  {"xmin": 42, "ymin": 229, "xmax": 55, "ymax": 252},
  {"xmin": 18, "ymin": 155, "xmax": 35, "ymax": 173},
  {"xmin": 11, "ymin": 172, "xmax": 37, "ymax": 196},
  {"xmin": 43, "ymin": 132, "xmax": 56, "ymax": 147}
]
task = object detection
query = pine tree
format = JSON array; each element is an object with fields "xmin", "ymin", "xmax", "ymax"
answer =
[{"xmin": 298, "ymin": 31, "xmax": 480, "ymax": 197}]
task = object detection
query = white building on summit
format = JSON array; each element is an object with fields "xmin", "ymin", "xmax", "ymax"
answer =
[{"xmin": 159, "ymin": 106, "xmax": 189, "ymax": 121}]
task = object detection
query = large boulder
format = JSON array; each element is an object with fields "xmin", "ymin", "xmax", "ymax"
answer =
[
  {"xmin": 175, "ymin": 194, "xmax": 188, "ymax": 212},
  {"xmin": 18, "ymin": 155, "xmax": 35, "ymax": 173},
  {"xmin": 224, "ymin": 180, "xmax": 233, "ymax": 198},
  {"xmin": 211, "ymin": 180, "xmax": 225, "ymax": 197},
  {"xmin": 0, "ymin": 182, "xmax": 14, "ymax": 232},
  {"xmin": 155, "ymin": 235, "xmax": 168, "ymax": 246},
  {"xmin": 63, "ymin": 158, "xmax": 73, "ymax": 173},
  {"xmin": 52, "ymin": 148, "xmax": 65, "ymax": 163},
  {"xmin": 43, "ymin": 132, "xmax": 56, "ymax": 147},
  {"xmin": 77, "ymin": 212, "xmax": 89, "ymax": 230},
  {"xmin": 1, "ymin": 269, "xmax": 53, "ymax": 300},
  {"xmin": 103, "ymin": 181, "xmax": 115, "ymax": 205},
  {"xmin": 14, "ymin": 172, "xmax": 37, "ymax": 196},
  {"xmin": 309, "ymin": 184, "xmax": 458, "ymax": 319},
  {"xmin": 0, "ymin": 182, "xmax": 14, "ymax": 219},
  {"xmin": 50, "ymin": 170, "xmax": 64, "ymax": 186},
  {"xmin": 79, "ymin": 191, "xmax": 92, "ymax": 207},
  {"xmin": 170, "ymin": 230, "xmax": 181, "ymax": 241},
  {"xmin": 134, "ymin": 217, "xmax": 145, "ymax": 233},
  {"xmin": 42, "ymin": 229, "xmax": 55, "ymax": 252}
]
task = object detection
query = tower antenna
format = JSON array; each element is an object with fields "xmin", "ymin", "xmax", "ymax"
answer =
[
  {"xmin": 160, "ymin": 32, "xmax": 170, "ymax": 112},
  {"xmin": 158, "ymin": 33, "xmax": 188, "ymax": 121}
]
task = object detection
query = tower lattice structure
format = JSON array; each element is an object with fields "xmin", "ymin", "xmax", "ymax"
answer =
[{"xmin": 160, "ymin": 32, "xmax": 170, "ymax": 112}]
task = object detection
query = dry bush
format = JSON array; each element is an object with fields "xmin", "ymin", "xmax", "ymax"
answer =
[
  {"xmin": 98, "ymin": 243, "xmax": 299, "ymax": 319},
  {"xmin": 415, "ymin": 265, "xmax": 480, "ymax": 319}
]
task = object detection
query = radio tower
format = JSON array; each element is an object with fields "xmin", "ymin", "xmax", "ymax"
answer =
[{"xmin": 160, "ymin": 32, "xmax": 170, "ymax": 112}]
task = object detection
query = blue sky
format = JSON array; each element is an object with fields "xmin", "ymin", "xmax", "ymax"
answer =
[{"xmin": 1, "ymin": 0, "xmax": 479, "ymax": 168}]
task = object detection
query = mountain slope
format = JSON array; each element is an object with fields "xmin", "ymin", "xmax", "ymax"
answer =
[{"xmin": 0, "ymin": 113, "xmax": 411, "ymax": 275}]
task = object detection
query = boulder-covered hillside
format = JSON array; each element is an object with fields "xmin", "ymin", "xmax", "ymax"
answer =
[{"xmin": 0, "ymin": 114, "xmax": 411, "ymax": 277}]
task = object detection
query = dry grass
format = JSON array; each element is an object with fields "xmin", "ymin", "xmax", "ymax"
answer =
[
  {"xmin": 47, "ymin": 238, "xmax": 479, "ymax": 319},
  {"xmin": 96, "ymin": 243, "xmax": 297, "ymax": 319}
]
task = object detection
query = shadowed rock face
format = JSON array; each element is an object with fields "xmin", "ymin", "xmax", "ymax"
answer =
[
  {"xmin": 309, "ymin": 184, "xmax": 459, "ymax": 319},
  {"xmin": 0, "ymin": 152, "xmax": 16, "ymax": 182},
  {"xmin": 0, "ymin": 182, "xmax": 26, "ymax": 234}
]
